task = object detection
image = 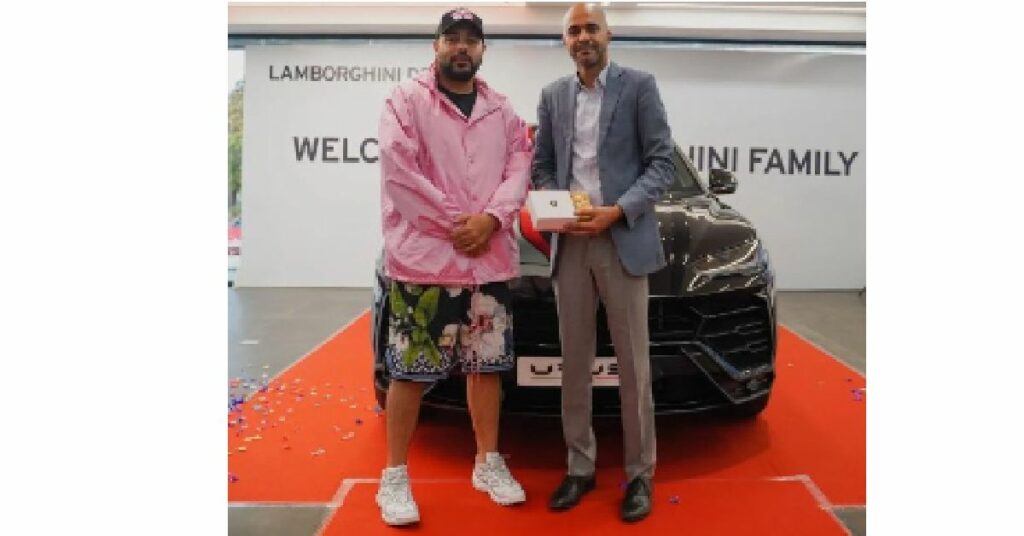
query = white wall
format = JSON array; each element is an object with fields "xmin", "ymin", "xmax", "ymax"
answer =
[{"xmin": 235, "ymin": 41, "xmax": 864, "ymax": 289}]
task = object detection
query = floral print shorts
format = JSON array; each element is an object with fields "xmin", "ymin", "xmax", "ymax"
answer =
[{"xmin": 385, "ymin": 281, "xmax": 514, "ymax": 381}]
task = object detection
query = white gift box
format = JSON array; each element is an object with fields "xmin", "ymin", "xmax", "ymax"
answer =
[{"xmin": 527, "ymin": 190, "xmax": 578, "ymax": 231}]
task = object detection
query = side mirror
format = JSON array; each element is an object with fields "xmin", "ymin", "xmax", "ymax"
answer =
[{"xmin": 709, "ymin": 169, "xmax": 738, "ymax": 194}]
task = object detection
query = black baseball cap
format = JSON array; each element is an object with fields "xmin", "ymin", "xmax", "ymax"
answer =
[{"xmin": 436, "ymin": 7, "xmax": 484, "ymax": 39}]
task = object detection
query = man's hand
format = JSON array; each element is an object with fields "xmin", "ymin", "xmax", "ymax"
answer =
[
  {"xmin": 563, "ymin": 205, "xmax": 624, "ymax": 236},
  {"xmin": 452, "ymin": 213, "xmax": 499, "ymax": 257}
]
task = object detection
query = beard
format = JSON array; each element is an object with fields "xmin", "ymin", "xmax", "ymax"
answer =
[
  {"xmin": 439, "ymin": 55, "xmax": 481, "ymax": 82},
  {"xmin": 572, "ymin": 43, "xmax": 604, "ymax": 67}
]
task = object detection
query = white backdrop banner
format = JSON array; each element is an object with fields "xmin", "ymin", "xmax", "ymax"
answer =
[{"xmin": 237, "ymin": 42, "xmax": 864, "ymax": 289}]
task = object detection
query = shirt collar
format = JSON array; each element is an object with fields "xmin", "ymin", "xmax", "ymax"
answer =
[{"xmin": 575, "ymin": 63, "xmax": 609, "ymax": 91}]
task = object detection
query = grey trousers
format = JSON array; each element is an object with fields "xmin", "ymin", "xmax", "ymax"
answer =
[{"xmin": 553, "ymin": 233, "xmax": 656, "ymax": 481}]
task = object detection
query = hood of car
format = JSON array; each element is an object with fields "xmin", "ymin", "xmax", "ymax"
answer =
[
  {"xmin": 655, "ymin": 193, "xmax": 757, "ymax": 264},
  {"xmin": 649, "ymin": 193, "xmax": 758, "ymax": 295}
]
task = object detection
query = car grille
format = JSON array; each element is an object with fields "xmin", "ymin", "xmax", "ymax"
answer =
[
  {"xmin": 420, "ymin": 369, "xmax": 728, "ymax": 416},
  {"xmin": 689, "ymin": 292, "xmax": 774, "ymax": 371},
  {"xmin": 510, "ymin": 298, "xmax": 560, "ymax": 353},
  {"xmin": 512, "ymin": 290, "xmax": 773, "ymax": 372}
]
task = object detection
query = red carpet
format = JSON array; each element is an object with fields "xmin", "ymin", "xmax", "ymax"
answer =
[
  {"xmin": 324, "ymin": 478, "xmax": 847, "ymax": 535},
  {"xmin": 228, "ymin": 311, "xmax": 865, "ymax": 532}
]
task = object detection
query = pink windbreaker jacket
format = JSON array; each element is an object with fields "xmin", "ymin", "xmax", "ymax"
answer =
[{"xmin": 378, "ymin": 66, "xmax": 532, "ymax": 286}]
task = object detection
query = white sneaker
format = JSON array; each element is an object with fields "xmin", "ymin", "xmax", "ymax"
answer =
[
  {"xmin": 472, "ymin": 452, "xmax": 526, "ymax": 505},
  {"xmin": 375, "ymin": 465, "xmax": 420, "ymax": 526}
]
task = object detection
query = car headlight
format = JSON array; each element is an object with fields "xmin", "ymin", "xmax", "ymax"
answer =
[{"xmin": 688, "ymin": 239, "xmax": 768, "ymax": 290}]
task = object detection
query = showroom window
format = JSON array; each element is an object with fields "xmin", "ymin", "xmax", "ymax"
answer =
[{"xmin": 228, "ymin": 48, "xmax": 244, "ymax": 286}]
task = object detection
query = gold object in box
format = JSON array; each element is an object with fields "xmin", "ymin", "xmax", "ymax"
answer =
[{"xmin": 569, "ymin": 191, "xmax": 592, "ymax": 210}]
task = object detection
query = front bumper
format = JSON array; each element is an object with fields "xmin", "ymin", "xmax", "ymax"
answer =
[{"xmin": 379, "ymin": 288, "xmax": 776, "ymax": 416}]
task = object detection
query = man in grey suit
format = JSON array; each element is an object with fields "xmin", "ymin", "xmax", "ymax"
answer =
[{"xmin": 531, "ymin": 3, "xmax": 675, "ymax": 523}]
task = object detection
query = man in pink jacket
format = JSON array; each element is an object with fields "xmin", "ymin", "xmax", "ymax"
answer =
[{"xmin": 374, "ymin": 7, "xmax": 532, "ymax": 526}]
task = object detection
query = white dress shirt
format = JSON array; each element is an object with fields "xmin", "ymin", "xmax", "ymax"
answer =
[{"xmin": 570, "ymin": 65, "xmax": 609, "ymax": 207}]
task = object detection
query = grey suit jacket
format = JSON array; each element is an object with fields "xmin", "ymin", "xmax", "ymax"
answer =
[{"xmin": 531, "ymin": 61, "xmax": 676, "ymax": 277}]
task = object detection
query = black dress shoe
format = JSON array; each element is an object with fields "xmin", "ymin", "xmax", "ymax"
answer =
[
  {"xmin": 620, "ymin": 477, "xmax": 652, "ymax": 522},
  {"xmin": 548, "ymin": 474, "xmax": 596, "ymax": 511}
]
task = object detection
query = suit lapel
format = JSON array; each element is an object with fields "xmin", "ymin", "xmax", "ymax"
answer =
[
  {"xmin": 561, "ymin": 77, "xmax": 577, "ymax": 188},
  {"xmin": 598, "ymin": 62, "xmax": 622, "ymax": 150}
]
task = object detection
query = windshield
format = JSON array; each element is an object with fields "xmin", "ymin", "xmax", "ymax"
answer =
[{"xmin": 665, "ymin": 146, "xmax": 704, "ymax": 197}]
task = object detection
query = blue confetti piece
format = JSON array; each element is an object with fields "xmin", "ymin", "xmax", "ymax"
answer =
[{"xmin": 669, "ymin": 495, "xmax": 680, "ymax": 505}]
